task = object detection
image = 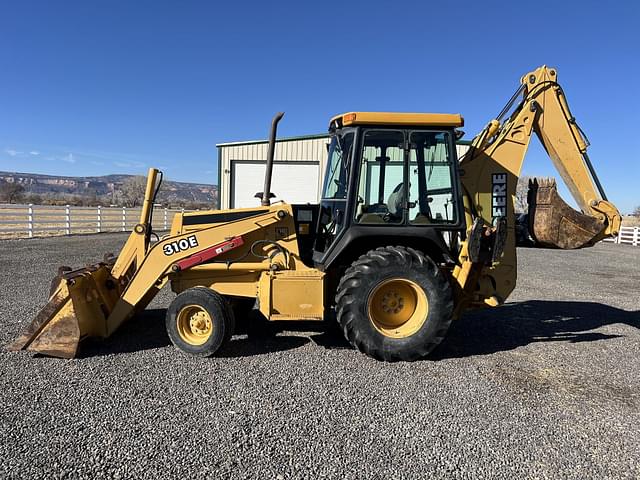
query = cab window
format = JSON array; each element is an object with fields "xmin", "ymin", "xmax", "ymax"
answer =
[
  {"xmin": 322, "ymin": 133, "xmax": 354, "ymax": 200},
  {"xmin": 354, "ymin": 130, "xmax": 405, "ymax": 225},
  {"xmin": 408, "ymin": 131, "xmax": 457, "ymax": 224},
  {"xmin": 315, "ymin": 132, "xmax": 354, "ymax": 254}
]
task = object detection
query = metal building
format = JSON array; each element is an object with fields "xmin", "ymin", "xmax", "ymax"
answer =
[
  {"xmin": 217, "ymin": 134, "xmax": 470, "ymax": 210},
  {"xmin": 217, "ymin": 134, "xmax": 330, "ymax": 210}
]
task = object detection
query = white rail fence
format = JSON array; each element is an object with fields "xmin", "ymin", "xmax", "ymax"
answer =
[
  {"xmin": 0, "ymin": 204, "xmax": 188, "ymax": 238},
  {"xmin": 603, "ymin": 226, "xmax": 640, "ymax": 247},
  {"xmin": 1, "ymin": 203, "xmax": 638, "ymax": 245}
]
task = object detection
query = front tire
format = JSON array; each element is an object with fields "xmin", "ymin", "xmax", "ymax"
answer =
[
  {"xmin": 166, "ymin": 287, "xmax": 235, "ymax": 357},
  {"xmin": 336, "ymin": 246, "xmax": 453, "ymax": 362}
]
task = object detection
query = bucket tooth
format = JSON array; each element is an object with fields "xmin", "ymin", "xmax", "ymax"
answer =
[{"xmin": 527, "ymin": 178, "xmax": 606, "ymax": 249}]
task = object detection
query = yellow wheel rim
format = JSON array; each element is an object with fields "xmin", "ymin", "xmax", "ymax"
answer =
[
  {"xmin": 176, "ymin": 304, "xmax": 213, "ymax": 346},
  {"xmin": 367, "ymin": 278, "xmax": 429, "ymax": 338}
]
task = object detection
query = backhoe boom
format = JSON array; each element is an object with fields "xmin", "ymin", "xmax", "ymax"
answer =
[{"xmin": 455, "ymin": 65, "xmax": 621, "ymax": 307}]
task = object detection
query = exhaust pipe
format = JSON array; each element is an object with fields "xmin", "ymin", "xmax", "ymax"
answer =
[{"xmin": 261, "ymin": 112, "xmax": 285, "ymax": 206}]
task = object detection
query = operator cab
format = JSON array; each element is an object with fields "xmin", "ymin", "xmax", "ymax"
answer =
[{"xmin": 313, "ymin": 112, "xmax": 465, "ymax": 269}]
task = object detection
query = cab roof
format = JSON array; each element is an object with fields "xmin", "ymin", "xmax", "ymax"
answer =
[{"xmin": 329, "ymin": 112, "xmax": 464, "ymax": 130}]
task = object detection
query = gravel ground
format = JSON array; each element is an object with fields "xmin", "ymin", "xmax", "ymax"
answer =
[{"xmin": 0, "ymin": 233, "xmax": 638, "ymax": 479}]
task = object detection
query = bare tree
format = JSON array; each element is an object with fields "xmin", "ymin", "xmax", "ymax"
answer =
[
  {"xmin": 120, "ymin": 176, "xmax": 147, "ymax": 207},
  {"xmin": 26, "ymin": 193, "xmax": 43, "ymax": 205},
  {"xmin": 0, "ymin": 183, "xmax": 25, "ymax": 203},
  {"xmin": 515, "ymin": 176, "xmax": 534, "ymax": 214},
  {"xmin": 81, "ymin": 189, "xmax": 100, "ymax": 207},
  {"xmin": 633, "ymin": 206, "xmax": 640, "ymax": 217}
]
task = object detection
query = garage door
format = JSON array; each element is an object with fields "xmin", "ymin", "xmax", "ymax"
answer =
[{"xmin": 231, "ymin": 161, "xmax": 320, "ymax": 208}]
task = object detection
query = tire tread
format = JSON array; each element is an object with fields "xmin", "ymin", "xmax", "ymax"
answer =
[{"xmin": 336, "ymin": 246, "xmax": 454, "ymax": 361}]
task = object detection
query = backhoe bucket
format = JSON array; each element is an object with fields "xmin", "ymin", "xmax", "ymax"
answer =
[
  {"xmin": 527, "ymin": 178, "xmax": 606, "ymax": 249},
  {"xmin": 6, "ymin": 260, "xmax": 121, "ymax": 358}
]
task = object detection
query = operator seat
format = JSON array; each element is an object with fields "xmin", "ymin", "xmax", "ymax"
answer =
[{"xmin": 387, "ymin": 183, "xmax": 406, "ymax": 219}]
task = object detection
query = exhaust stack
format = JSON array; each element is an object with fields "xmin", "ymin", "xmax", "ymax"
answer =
[{"xmin": 261, "ymin": 112, "xmax": 285, "ymax": 206}]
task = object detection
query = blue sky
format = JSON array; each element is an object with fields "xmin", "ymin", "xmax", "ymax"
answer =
[{"xmin": 1, "ymin": 1, "xmax": 639, "ymax": 212}]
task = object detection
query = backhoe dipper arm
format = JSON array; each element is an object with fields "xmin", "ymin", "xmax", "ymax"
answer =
[
  {"xmin": 454, "ymin": 65, "xmax": 621, "ymax": 307},
  {"xmin": 524, "ymin": 68, "xmax": 621, "ymax": 244}
]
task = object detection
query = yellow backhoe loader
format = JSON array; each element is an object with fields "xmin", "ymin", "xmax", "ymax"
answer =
[{"xmin": 8, "ymin": 65, "xmax": 621, "ymax": 361}]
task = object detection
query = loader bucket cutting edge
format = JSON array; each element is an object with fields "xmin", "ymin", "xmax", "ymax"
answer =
[
  {"xmin": 6, "ymin": 262, "xmax": 120, "ymax": 359},
  {"xmin": 527, "ymin": 178, "xmax": 607, "ymax": 249}
]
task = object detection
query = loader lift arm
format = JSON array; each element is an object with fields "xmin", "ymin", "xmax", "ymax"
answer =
[
  {"xmin": 104, "ymin": 209, "xmax": 283, "ymax": 337},
  {"xmin": 7, "ymin": 111, "xmax": 298, "ymax": 359},
  {"xmin": 454, "ymin": 65, "xmax": 621, "ymax": 307},
  {"xmin": 7, "ymin": 196, "xmax": 287, "ymax": 358}
]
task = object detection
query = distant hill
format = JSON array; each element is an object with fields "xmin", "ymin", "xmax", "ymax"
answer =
[{"xmin": 0, "ymin": 171, "xmax": 218, "ymax": 207}]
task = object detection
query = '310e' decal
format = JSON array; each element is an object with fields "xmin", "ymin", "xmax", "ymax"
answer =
[{"xmin": 163, "ymin": 235, "xmax": 199, "ymax": 256}]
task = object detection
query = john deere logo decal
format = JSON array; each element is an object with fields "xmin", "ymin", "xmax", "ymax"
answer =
[{"xmin": 491, "ymin": 173, "xmax": 507, "ymax": 219}]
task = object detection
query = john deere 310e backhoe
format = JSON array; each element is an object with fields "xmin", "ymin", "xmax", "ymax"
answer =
[{"xmin": 8, "ymin": 65, "xmax": 621, "ymax": 361}]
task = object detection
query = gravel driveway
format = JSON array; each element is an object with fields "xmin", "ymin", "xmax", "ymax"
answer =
[{"xmin": 0, "ymin": 233, "xmax": 638, "ymax": 479}]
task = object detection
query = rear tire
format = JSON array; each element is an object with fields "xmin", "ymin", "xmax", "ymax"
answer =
[
  {"xmin": 166, "ymin": 287, "xmax": 235, "ymax": 357},
  {"xmin": 336, "ymin": 246, "xmax": 453, "ymax": 362}
]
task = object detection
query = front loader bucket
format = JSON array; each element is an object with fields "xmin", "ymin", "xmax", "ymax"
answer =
[
  {"xmin": 527, "ymin": 178, "xmax": 607, "ymax": 249},
  {"xmin": 6, "ymin": 261, "xmax": 121, "ymax": 358}
]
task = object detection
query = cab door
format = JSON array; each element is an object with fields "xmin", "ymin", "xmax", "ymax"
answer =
[{"xmin": 313, "ymin": 130, "xmax": 355, "ymax": 258}]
